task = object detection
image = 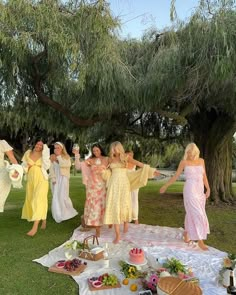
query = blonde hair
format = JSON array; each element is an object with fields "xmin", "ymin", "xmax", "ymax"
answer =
[
  {"xmin": 54, "ymin": 142, "xmax": 70, "ymax": 159},
  {"xmin": 109, "ymin": 141, "xmax": 127, "ymax": 166},
  {"xmin": 183, "ymin": 143, "xmax": 200, "ymax": 160}
]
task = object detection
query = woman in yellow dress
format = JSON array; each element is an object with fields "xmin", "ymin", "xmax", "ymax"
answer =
[
  {"xmin": 103, "ymin": 141, "xmax": 160, "ymax": 243},
  {"xmin": 21, "ymin": 140, "xmax": 50, "ymax": 236}
]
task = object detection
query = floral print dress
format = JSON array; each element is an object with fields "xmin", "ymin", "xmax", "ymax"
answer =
[{"xmin": 83, "ymin": 163, "xmax": 107, "ymax": 226}]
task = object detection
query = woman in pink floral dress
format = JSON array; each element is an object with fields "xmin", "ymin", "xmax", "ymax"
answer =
[
  {"xmin": 74, "ymin": 144, "xmax": 108, "ymax": 237},
  {"xmin": 160, "ymin": 143, "xmax": 210, "ymax": 251}
]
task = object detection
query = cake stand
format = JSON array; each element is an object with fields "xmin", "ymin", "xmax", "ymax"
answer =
[{"xmin": 125, "ymin": 258, "xmax": 147, "ymax": 270}]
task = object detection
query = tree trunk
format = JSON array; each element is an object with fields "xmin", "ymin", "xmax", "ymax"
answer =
[{"xmin": 188, "ymin": 108, "xmax": 236, "ymax": 204}]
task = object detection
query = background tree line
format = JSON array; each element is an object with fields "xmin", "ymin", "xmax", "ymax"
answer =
[{"xmin": 0, "ymin": 0, "xmax": 236, "ymax": 203}]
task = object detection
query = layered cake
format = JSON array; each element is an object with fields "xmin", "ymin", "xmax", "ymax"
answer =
[{"xmin": 129, "ymin": 248, "xmax": 145, "ymax": 264}]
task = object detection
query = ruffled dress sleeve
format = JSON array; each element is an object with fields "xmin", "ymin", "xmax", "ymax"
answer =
[
  {"xmin": 0, "ymin": 140, "xmax": 13, "ymax": 152},
  {"xmin": 127, "ymin": 164, "xmax": 156, "ymax": 191}
]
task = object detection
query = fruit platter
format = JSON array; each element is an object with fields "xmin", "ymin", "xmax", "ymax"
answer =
[
  {"xmin": 48, "ymin": 258, "xmax": 87, "ymax": 276},
  {"xmin": 88, "ymin": 273, "xmax": 121, "ymax": 291}
]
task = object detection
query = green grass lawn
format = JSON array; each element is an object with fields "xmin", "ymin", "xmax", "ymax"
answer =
[{"xmin": 0, "ymin": 175, "xmax": 235, "ymax": 295}]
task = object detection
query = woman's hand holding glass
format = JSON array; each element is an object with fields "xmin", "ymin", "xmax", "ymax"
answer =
[{"xmin": 72, "ymin": 144, "xmax": 80, "ymax": 155}]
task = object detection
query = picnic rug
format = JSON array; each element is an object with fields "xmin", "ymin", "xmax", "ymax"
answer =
[{"xmin": 34, "ymin": 223, "xmax": 227, "ymax": 295}]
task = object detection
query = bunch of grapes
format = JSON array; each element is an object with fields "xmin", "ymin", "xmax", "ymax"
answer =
[
  {"xmin": 101, "ymin": 274, "xmax": 118, "ymax": 286},
  {"xmin": 64, "ymin": 258, "xmax": 87, "ymax": 271}
]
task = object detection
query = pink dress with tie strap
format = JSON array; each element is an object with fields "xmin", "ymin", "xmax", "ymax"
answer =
[{"xmin": 183, "ymin": 165, "xmax": 210, "ymax": 240}]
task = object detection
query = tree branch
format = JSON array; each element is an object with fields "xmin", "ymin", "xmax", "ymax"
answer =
[
  {"xmin": 206, "ymin": 0, "xmax": 214, "ymax": 16},
  {"xmin": 31, "ymin": 51, "xmax": 99, "ymax": 127}
]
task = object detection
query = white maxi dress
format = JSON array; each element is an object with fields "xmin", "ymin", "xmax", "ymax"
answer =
[
  {"xmin": 0, "ymin": 140, "xmax": 13, "ymax": 212},
  {"xmin": 50, "ymin": 159, "xmax": 78, "ymax": 223}
]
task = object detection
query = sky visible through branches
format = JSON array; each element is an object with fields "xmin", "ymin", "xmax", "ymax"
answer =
[{"xmin": 109, "ymin": 0, "xmax": 199, "ymax": 38}]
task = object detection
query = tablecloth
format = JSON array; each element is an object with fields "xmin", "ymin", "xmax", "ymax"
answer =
[{"xmin": 34, "ymin": 224, "xmax": 227, "ymax": 295}]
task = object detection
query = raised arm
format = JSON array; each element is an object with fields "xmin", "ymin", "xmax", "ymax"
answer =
[
  {"xmin": 160, "ymin": 160, "xmax": 185, "ymax": 194},
  {"xmin": 202, "ymin": 159, "xmax": 210, "ymax": 198},
  {"xmin": 72, "ymin": 149, "xmax": 81, "ymax": 170},
  {"xmin": 127, "ymin": 156, "xmax": 160, "ymax": 177},
  {"xmin": 5, "ymin": 150, "xmax": 18, "ymax": 164},
  {"xmin": 127, "ymin": 156, "xmax": 144, "ymax": 168}
]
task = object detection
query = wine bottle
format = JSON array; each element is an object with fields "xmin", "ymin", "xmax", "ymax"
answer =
[{"xmin": 227, "ymin": 270, "xmax": 236, "ymax": 294}]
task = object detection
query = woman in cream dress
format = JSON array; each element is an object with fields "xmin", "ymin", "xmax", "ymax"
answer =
[
  {"xmin": 21, "ymin": 140, "xmax": 50, "ymax": 236},
  {"xmin": 103, "ymin": 141, "xmax": 160, "ymax": 243},
  {"xmin": 50, "ymin": 142, "xmax": 78, "ymax": 223},
  {"xmin": 0, "ymin": 140, "xmax": 18, "ymax": 212}
]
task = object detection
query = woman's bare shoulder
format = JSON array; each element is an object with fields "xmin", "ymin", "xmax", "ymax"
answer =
[{"xmin": 179, "ymin": 159, "xmax": 186, "ymax": 166}]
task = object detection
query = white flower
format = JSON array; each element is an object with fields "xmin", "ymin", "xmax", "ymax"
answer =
[
  {"xmin": 72, "ymin": 241, "xmax": 78, "ymax": 251},
  {"xmin": 65, "ymin": 251, "xmax": 73, "ymax": 260},
  {"xmin": 64, "ymin": 241, "xmax": 73, "ymax": 249}
]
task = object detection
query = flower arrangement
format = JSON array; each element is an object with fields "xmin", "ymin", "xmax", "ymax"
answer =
[
  {"xmin": 63, "ymin": 240, "xmax": 89, "ymax": 259},
  {"xmin": 140, "ymin": 258, "xmax": 195, "ymax": 294},
  {"xmin": 64, "ymin": 240, "xmax": 89, "ymax": 251},
  {"xmin": 223, "ymin": 253, "xmax": 236, "ymax": 270},
  {"xmin": 219, "ymin": 253, "xmax": 236, "ymax": 284},
  {"xmin": 162, "ymin": 257, "xmax": 187, "ymax": 274},
  {"xmin": 141, "ymin": 271, "xmax": 159, "ymax": 293},
  {"xmin": 119, "ymin": 261, "xmax": 141, "ymax": 279}
]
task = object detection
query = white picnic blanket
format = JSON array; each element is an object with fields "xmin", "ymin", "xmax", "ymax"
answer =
[{"xmin": 34, "ymin": 224, "xmax": 227, "ymax": 295}]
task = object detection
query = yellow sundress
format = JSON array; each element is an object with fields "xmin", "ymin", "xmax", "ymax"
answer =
[
  {"xmin": 103, "ymin": 162, "xmax": 131, "ymax": 224},
  {"xmin": 21, "ymin": 150, "xmax": 49, "ymax": 221},
  {"xmin": 103, "ymin": 163, "xmax": 155, "ymax": 225}
]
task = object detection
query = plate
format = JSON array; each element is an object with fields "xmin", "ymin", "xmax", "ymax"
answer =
[
  {"xmin": 125, "ymin": 258, "xmax": 147, "ymax": 266},
  {"xmin": 88, "ymin": 279, "xmax": 121, "ymax": 291},
  {"xmin": 48, "ymin": 261, "xmax": 87, "ymax": 276}
]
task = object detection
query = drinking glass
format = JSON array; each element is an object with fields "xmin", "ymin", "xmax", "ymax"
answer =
[{"xmin": 73, "ymin": 144, "xmax": 80, "ymax": 151}]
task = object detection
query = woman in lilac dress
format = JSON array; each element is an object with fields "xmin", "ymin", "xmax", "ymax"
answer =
[{"xmin": 160, "ymin": 143, "xmax": 210, "ymax": 251}]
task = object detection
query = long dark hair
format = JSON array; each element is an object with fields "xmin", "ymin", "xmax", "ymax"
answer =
[
  {"xmin": 91, "ymin": 143, "xmax": 106, "ymax": 158},
  {"xmin": 31, "ymin": 137, "xmax": 45, "ymax": 149}
]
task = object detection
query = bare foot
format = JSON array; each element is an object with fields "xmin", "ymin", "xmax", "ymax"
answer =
[
  {"xmin": 123, "ymin": 222, "xmax": 128, "ymax": 233},
  {"xmin": 198, "ymin": 240, "xmax": 209, "ymax": 251},
  {"xmin": 27, "ymin": 229, "xmax": 37, "ymax": 236},
  {"xmin": 41, "ymin": 220, "xmax": 46, "ymax": 230},
  {"xmin": 183, "ymin": 231, "xmax": 190, "ymax": 243},
  {"xmin": 134, "ymin": 220, "xmax": 139, "ymax": 225},
  {"xmin": 81, "ymin": 215, "xmax": 86, "ymax": 228},
  {"xmin": 113, "ymin": 238, "xmax": 120, "ymax": 244}
]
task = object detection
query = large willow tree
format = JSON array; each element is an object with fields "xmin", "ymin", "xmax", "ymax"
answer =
[
  {"xmin": 137, "ymin": 0, "xmax": 236, "ymax": 203},
  {"xmin": 0, "ymin": 0, "xmax": 134, "ymax": 136},
  {"xmin": 1, "ymin": 0, "xmax": 236, "ymax": 203}
]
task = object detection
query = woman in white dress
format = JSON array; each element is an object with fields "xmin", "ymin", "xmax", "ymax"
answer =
[
  {"xmin": 0, "ymin": 139, "xmax": 18, "ymax": 212},
  {"xmin": 50, "ymin": 142, "xmax": 78, "ymax": 223}
]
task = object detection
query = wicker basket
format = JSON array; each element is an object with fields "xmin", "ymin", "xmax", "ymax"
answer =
[
  {"xmin": 78, "ymin": 235, "xmax": 104, "ymax": 261},
  {"xmin": 156, "ymin": 277, "xmax": 202, "ymax": 295}
]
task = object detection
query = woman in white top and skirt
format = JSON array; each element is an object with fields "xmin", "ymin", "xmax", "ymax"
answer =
[{"xmin": 50, "ymin": 142, "xmax": 78, "ymax": 223}]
